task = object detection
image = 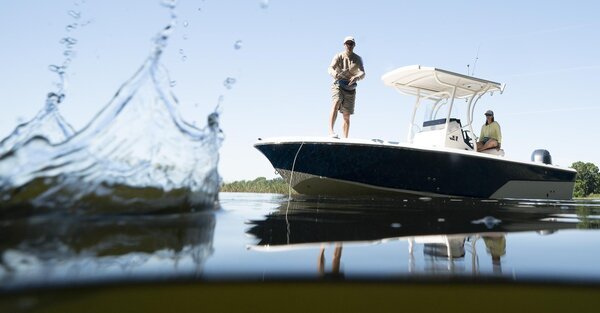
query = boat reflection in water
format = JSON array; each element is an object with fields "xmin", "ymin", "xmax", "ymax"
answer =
[
  {"xmin": 246, "ymin": 197, "xmax": 587, "ymax": 279},
  {"xmin": 0, "ymin": 211, "xmax": 215, "ymax": 290}
]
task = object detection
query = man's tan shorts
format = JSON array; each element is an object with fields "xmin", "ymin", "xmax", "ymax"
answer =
[{"xmin": 332, "ymin": 84, "xmax": 356, "ymax": 114}]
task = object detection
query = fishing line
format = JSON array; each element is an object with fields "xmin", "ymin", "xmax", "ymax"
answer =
[
  {"xmin": 285, "ymin": 141, "xmax": 304, "ymax": 244},
  {"xmin": 288, "ymin": 142, "xmax": 304, "ymax": 201}
]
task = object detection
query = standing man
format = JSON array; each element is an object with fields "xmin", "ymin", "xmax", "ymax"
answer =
[
  {"xmin": 328, "ymin": 36, "xmax": 365, "ymax": 138},
  {"xmin": 476, "ymin": 110, "xmax": 502, "ymax": 152}
]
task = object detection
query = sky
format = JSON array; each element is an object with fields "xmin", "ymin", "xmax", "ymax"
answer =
[{"xmin": 1, "ymin": 0, "xmax": 600, "ymax": 182}]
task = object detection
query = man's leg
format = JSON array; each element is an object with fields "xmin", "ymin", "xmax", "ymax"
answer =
[
  {"xmin": 329, "ymin": 86, "xmax": 342, "ymax": 136},
  {"xmin": 332, "ymin": 243, "xmax": 343, "ymax": 274},
  {"xmin": 329, "ymin": 102, "xmax": 339, "ymax": 136},
  {"xmin": 342, "ymin": 112, "xmax": 350, "ymax": 138}
]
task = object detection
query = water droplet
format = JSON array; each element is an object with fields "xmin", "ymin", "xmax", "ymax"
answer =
[
  {"xmin": 46, "ymin": 92, "xmax": 65, "ymax": 104},
  {"xmin": 179, "ymin": 49, "xmax": 187, "ymax": 61},
  {"xmin": 390, "ymin": 223, "xmax": 401, "ymax": 228},
  {"xmin": 60, "ymin": 37, "xmax": 78, "ymax": 49},
  {"xmin": 182, "ymin": 34, "xmax": 188, "ymax": 40},
  {"xmin": 60, "ymin": 37, "xmax": 77, "ymax": 45},
  {"xmin": 170, "ymin": 80, "xmax": 177, "ymax": 87},
  {"xmin": 260, "ymin": 0, "xmax": 269, "ymax": 9},
  {"xmin": 65, "ymin": 23, "xmax": 78, "ymax": 32},
  {"xmin": 48, "ymin": 65, "xmax": 65, "ymax": 74},
  {"xmin": 161, "ymin": 0, "xmax": 177, "ymax": 9},
  {"xmin": 234, "ymin": 40, "xmax": 243, "ymax": 50},
  {"xmin": 223, "ymin": 77, "xmax": 237, "ymax": 89},
  {"xmin": 68, "ymin": 10, "xmax": 81, "ymax": 19},
  {"xmin": 194, "ymin": 103, "xmax": 199, "ymax": 108},
  {"xmin": 208, "ymin": 112, "xmax": 220, "ymax": 128},
  {"xmin": 63, "ymin": 50, "xmax": 75, "ymax": 57},
  {"xmin": 183, "ymin": 21, "xmax": 189, "ymax": 27}
]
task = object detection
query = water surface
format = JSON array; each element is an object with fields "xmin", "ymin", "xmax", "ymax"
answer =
[{"xmin": 2, "ymin": 192, "xmax": 600, "ymax": 291}]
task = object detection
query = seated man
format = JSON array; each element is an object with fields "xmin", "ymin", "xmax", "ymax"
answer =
[{"xmin": 476, "ymin": 110, "xmax": 502, "ymax": 152}]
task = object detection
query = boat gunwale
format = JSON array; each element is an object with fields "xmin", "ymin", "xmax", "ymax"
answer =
[{"xmin": 254, "ymin": 137, "xmax": 577, "ymax": 174}]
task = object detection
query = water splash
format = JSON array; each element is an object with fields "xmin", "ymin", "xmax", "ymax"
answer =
[
  {"xmin": 0, "ymin": 94, "xmax": 75, "ymax": 156},
  {"xmin": 0, "ymin": 3, "xmax": 86, "ymax": 155},
  {"xmin": 0, "ymin": 2, "xmax": 222, "ymax": 214}
]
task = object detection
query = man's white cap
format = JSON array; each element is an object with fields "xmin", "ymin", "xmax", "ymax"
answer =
[{"xmin": 343, "ymin": 36, "xmax": 355, "ymax": 44}]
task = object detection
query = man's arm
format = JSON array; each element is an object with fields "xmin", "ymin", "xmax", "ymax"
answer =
[
  {"xmin": 355, "ymin": 56, "xmax": 366, "ymax": 81},
  {"xmin": 328, "ymin": 54, "xmax": 341, "ymax": 79},
  {"xmin": 349, "ymin": 56, "xmax": 365, "ymax": 84}
]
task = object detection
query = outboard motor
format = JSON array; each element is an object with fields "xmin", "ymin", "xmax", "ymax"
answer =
[{"xmin": 531, "ymin": 149, "xmax": 552, "ymax": 165}]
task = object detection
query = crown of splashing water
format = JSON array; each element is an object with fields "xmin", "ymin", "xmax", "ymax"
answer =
[{"xmin": 0, "ymin": 1, "xmax": 223, "ymax": 214}]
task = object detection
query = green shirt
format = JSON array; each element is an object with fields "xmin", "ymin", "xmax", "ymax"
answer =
[{"xmin": 480, "ymin": 121, "xmax": 502, "ymax": 144}]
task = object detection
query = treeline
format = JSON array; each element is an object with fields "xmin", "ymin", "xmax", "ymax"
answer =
[
  {"xmin": 220, "ymin": 177, "xmax": 296, "ymax": 195},
  {"xmin": 572, "ymin": 161, "xmax": 600, "ymax": 198},
  {"xmin": 220, "ymin": 162, "xmax": 600, "ymax": 198}
]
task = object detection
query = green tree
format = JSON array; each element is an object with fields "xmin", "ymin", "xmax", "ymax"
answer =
[
  {"xmin": 220, "ymin": 177, "xmax": 294, "ymax": 194},
  {"xmin": 571, "ymin": 161, "xmax": 600, "ymax": 197}
]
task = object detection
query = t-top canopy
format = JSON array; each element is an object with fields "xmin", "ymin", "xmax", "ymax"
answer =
[{"xmin": 382, "ymin": 65, "xmax": 505, "ymax": 100}]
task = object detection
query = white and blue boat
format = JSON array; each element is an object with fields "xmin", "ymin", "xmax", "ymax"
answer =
[{"xmin": 255, "ymin": 65, "xmax": 576, "ymax": 200}]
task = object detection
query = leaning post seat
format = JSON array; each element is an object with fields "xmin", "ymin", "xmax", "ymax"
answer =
[{"xmin": 421, "ymin": 118, "xmax": 473, "ymax": 149}]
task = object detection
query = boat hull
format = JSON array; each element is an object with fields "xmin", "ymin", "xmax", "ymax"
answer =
[{"xmin": 254, "ymin": 139, "xmax": 576, "ymax": 200}]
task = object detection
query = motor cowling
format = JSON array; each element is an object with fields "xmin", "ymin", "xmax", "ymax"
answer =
[{"xmin": 531, "ymin": 149, "xmax": 552, "ymax": 165}]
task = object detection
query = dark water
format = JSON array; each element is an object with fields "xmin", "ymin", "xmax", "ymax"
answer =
[{"xmin": 2, "ymin": 192, "xmax": 600, "ymax": 292}]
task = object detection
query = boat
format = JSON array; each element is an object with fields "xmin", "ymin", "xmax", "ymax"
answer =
[
  {"xmin": 245, "ymin": 199, "xmax": 576, "ymax": 248},
  {"xmin": 254, "ymin": 65, "xmax": 576, "ymax": 200},
  {"xmin": 245, "ymin": 199, "xmax": 578, "ymax": 275}
]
